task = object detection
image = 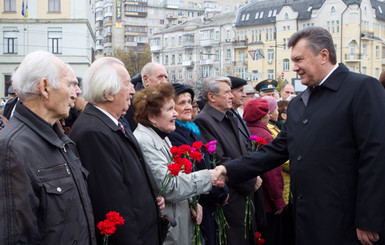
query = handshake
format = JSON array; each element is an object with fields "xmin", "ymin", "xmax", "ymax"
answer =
[{"xmin": 208, "ymin": 165, "xmax": 228, "ymax": 187}]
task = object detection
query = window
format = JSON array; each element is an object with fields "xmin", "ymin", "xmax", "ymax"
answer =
[
  {"xmin": 178, "ymin": 70, "xmax": 182, "ymax": 79},
  {"xmin": 165, "ymin": 55, "xmax": 169, "ymax": 64},
  {"xmin": 363, "ymin": 44, "xmax": 367, "ymax": 56},
  {"xmin": 48, "ymin": 30, "xmax": 62, "ymax": 54},
  {"xmin": 239, "ymin": 51, "xmax": 245, "ymax": 63},
  {"xmin": 336, "ymin": 20, "xmax": 340, "ymax": 33},
  {"xmin": 268, "ymin": 69, "xmax": 274, "ymax": 79},
  {"xmin": 3, "ymin": 31, "xmax": 18, "ymax": 54},
  {"xmin": 171, "ymin": 54, "xmax": 175, "ymax": 64},
  {"xmin": 215, "ymin": 31, "xmax": 219, "ymax": 40},
  {"xmin": 376, "ymin": 46, "xmax": 380, "ymax": 58},
  {"xmin": 255, "ymin": 12, "xmax": 259, "ymax": 19},
  {"xmin": 164, "ymin": 38, "xmax": 168, "ymax": 47},
  {"xmin": 178, "ymin": 53, "xmax": 182, "ymax": 63},
  {"xmin": 215, "ymin": 50, "xmax": 219, "ymax": 60},
  {"xmin": 283, "ymin": 58, "xmax": 290, "ymax": 71},
  {"xmin": 375, "ymin": 68, "xmax": 380, "ymax": 78},
  {"xmin": 171, "ymin": 37, "xmax": 175, "ymax": 46},
  {"xmin": 188, "ymin": 69, "xmax": 192, "ymax": 79},
  {"xmin": 350, "ymin": 43, "xmax": 355, "ymax": 59},
  {"xmin": 268, "ymin": 49, "xmax": 274, "ymax": 63},
  {"xmin": 159, "ymin": 19, "xmax": 164, "ymax": 24},
  {"xmin": 226, "ymin": 30, "xmax": 231, "ymax": 40},
  {"xmin": 4, "ymin": 0, "xmax": 16, "ymax": 12},
  {"xmin": 284, "ymin": 12, "xmax": 288, "ymax": 20},
  {"xmin": 245, "ymin": 13, "xmax": 250, "ymax": 21},
  {"xmin": 178, "ymin": 36, "xmax": 182, "ymax": 45},
  {"xmin": 362, "ymin": 66, "xmax": 367, "ymax": 75},
  {"xmin": 49, "ymin": 0, "xmax": 60, "ymax": 12},
  {"xmin": 226, "ymin": 48, "xmax": 231, "ymax": 59}
]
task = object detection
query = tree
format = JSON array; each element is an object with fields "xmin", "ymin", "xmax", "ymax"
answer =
[{"xmin": 112, "ymin": 45, "xmax": 152, "ymax": 77}]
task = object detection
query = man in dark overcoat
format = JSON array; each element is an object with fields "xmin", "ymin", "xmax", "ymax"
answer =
[
  {"xmin": 194, "ymin": 76, "xmax": 258, "ymax": 245},
  {"xmin": 213, "ymin": 27, "xmax": 385, "ymax": 245},
  {"xmin": 70, "ymin": 57, "xmax": 164, "ymax": 244}
]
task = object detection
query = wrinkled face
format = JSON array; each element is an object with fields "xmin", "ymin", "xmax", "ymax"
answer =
[
  {"xmin": 191, "ymin": 99, "xmax": 200, "ymax": 120},
  {"xmin": 211, "ymin": 81, "xmax": 234, "ymax": 113},
  {"xmin": 260, "ymin": 91, "xmax": 275, "ymax": 97},
  {"xmin": 270, "ymin": 107, "xmax": 279, "ymax": 121},
  {"xmin": 111, "ymin": 64, "xmax": 134, "ymax": 119},
  {"xmin": 152, "ymin": 98, "xmax": 178, "ymax": 133},
  {"xmin": 291, "ymin": 38, "xmax": 324, "ymax": 87},
  {"xmin": 231, "ymin": 86, "xmax": 246, "ymax": 109},
  {"xmin": 244, "ymin": 93, "xmax": 255, "ymax": 107},
  {"xmin": 280, "ymin": 85, "xmax": 295, "ymax": 101},
  {"xmin": 48, "ymin": 63, "xmax": 78, "ymax": 121},
  {"xmin": 175, "ymin": 93, "xmax": 192, "ymax": 123},
  {"xmin": 144, "ymin": 64, "xmax": 168, "ymax": 87}
]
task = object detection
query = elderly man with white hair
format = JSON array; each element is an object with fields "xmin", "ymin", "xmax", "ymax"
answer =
[
  {"xmin": 70, "ymin": 57, "xmax": 165, "ymax": 245},
  {"xmin": 141, "ymin": 62, "xmax": 168, "ymax": 87},
  {"xmin": 0, "ymin": 50, "xmax": 96, "ymax": 244}
]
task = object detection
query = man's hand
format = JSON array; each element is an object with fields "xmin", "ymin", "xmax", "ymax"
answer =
[
  {"xmin": 356, "ymin": 228, "xmax": 379, "ymax": 245},
  {"xmin": 156, "ymin": 196, "xmax": 165, "ymax": 213},
  {"xmin": 209, "ymin": 166, "xmax": 227, "ymax": 187},
  {"xmin": 254, "ymin": 176, "xmax": 263, "ymax": 191}
]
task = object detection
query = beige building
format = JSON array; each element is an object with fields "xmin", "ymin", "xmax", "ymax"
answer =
[
  {"xmin": 0, "ymin": 0, "xmax": 96, "ymax": 97},
  {"xmin": 150, "ymin": 11, "xmax": 237, "ymax": 88},
  {"xmin": 95, "ymin": 0, "xmax": 244, "ymax": 56},
  {"xmin": 234, "ymin": 0, "xmax": 385, "ymax": 91}
]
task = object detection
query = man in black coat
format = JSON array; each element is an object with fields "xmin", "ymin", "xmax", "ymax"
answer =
[
  {"xmin": 194, "ymin": 77, "xmax": 258, "ymax": 245},
  {"xmin": 213, "ymin": 27, "xmax": 385, "ymax": 245},
  {"xmin": 70, "ymin": 57, "xmax": 165, "ymax": 244},
  {"xmin": 0, "ymin": 50, "xmax": 95, "ymax": 244}
]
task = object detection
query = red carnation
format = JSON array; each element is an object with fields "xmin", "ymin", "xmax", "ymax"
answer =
[
  {"xmin": 256, "ymin": 238, "xmax": 265, "ymax": 244},
  {"xmin": 192, "ymin": 141, "xmax": 203, "ymax": 151},
  {"xmin": 97, "ymin": 219, "xmax": 117, "ymax": 236},
  {"xmin": 106, "ymin": 211, "xmax": 124, "ymax": 226},
  {"xmin": 190, "ymin": 150, "xmax": 203, "ymax": 163},
  {"xmin": 179, "ymin": 145, "xmax": 192, "ymax": 155},
  {"xmin": 170, "ymin": 146, "xmax": 180, "ymax": 156},
  {"xmin": 183, "ymin": 158, "xmax": 193, "ymax": 174},
  {"xmin": 168, "ymin": 162, "xmax": 182, "ymax": 176}
]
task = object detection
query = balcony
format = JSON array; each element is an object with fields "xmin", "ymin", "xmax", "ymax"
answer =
[
  {"xmin": 166, "ymin": 14, "xmax": 178, "ymax": 19},
  {"xmin": 103, "ymin": 42, "xmax": 112, "ymax": 48},
  {"xmin": 183, "ymin": 41, "xmax": 195, "ymax": 48},
  {"xmin": 200, "ymin": 59, "xmax": 214, "ymax": 65},
  {"xmin": 182, "ymin": 60, "xmax": 194, "ymax": 67},
  {"xmin": 150, "ymin": 45, "xmax": 162, "ymax": 52},
  {"xmin": 344, "ymin": 53, "xmax": 362, "ymax": 62},
  {"xmin": 233, "ymin": 40, "xmax": 247, "ymax": 49},
  {"xmin": 96, "ymin": 44, "xmax": 104, "ymax": 51},
  {"xmin": 200, "ymin": 39, "xmax": 214, "ymax": 47}
]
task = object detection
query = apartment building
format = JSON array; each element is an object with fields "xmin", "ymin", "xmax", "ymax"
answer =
[
  {"xmin": 150, "ymin": 11, "xmax": 237, "ymax": 87},
  {"xmin": 95, "ymin": 0, "xmax": 243, "ymax": 57},
  {"xmin": 234, "ymin": 0, "xmax": 385, "ymax": 89},
  {"xmin": 0, "ymin": 0, "xmax": 96, "ymax": 97}
]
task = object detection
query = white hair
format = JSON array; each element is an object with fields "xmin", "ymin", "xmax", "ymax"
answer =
[
  {"xmin": 82, "ymin": 57, "xmax": 125, "ymax": 103},
  {"xmin": 12, "ymin": 50, "xmax": 61, "ymax": 101},
  {"xmin": 201, "ymin": 76, "xmax": 231, "ymax": 102}
]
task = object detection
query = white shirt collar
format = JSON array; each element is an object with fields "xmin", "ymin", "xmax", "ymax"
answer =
[
  {"xmin": 319, "ymin": 63, "xmax": 339, "ymax": 86},
  {"xmin": 94, "ymin": 105, "xmax": 119, "ymax": 126}
]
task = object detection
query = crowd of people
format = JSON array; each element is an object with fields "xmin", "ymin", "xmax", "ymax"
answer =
[{"xmin": 1, "ymin": 26, "xmax": 385, "ymax": 245}]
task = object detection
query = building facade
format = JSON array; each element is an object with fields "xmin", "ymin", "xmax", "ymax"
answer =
[
  {"xmin": 0, "ymin": 0, "xmax": 96, "ymax": 97},
  {"xmin": 234, "ymin": 0, "xmax": 385, "ymax": 89},
  {"xmin": 150, "ymin": 11, "xmax": 237, "ymax": 88},
  {"xmin": 95, "ymin": 0, "xmax": 243, "ymax": 57}
]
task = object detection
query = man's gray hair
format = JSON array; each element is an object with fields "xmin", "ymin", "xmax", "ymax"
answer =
[
  {"xmin": 82, "ymin": 57, "xmax": 125, "ymax": 104},
  {"xmin": 141, "ymin": 62, "xmax": 161, "ymax": 78},
  {"xmin": 12, "ymin": 50, "xmax": 61, "ymax": 101},
  {"xmin": 201, "ymin": 76, "xmax": 231, "ymax": 102}
]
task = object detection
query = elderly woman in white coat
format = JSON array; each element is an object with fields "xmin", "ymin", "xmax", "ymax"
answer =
[{"xmin": 133, "ymin": 83, "xmax": 215, "ymax": 245}]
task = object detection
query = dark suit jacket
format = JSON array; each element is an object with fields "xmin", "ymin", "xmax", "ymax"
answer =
[
  {"xmin": 194, "ymin": 104, "xmax": 257, "ymax": 245},
  {"xmin": 225, "ymin": 63, "xmax": 385, "ymax": 244},
  {"xmin": 3, "ymin": 97, "xmax": 18, "ymax": 119},
  {"xmin": 70, "ymin": 104, "xmax": 161, "ymax": 245}
]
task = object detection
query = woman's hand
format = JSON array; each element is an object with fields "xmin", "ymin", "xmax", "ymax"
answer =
[
  {"xmin": 254, "ymin": 176, "xmax": 263, "ymax": 191},
  {"xmin": 190, "ymin": 203, "xmax": 203, "ymax": 225},
  {"xmin": 156, "ymin": 196, "xmax": 165, "ymax": 213}
]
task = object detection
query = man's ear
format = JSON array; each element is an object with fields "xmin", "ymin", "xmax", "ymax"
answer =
[
  {"xmin": 38, "ymin": 78, "xmax": 50, "ymax": 100},
  {"xmin": 207, "ymin": 92, "xmax": 215, "ymax": 103},
  {"xmin": 104, "ymin": 90, "xmax": 114, "ymax": 102},
  {"xmin": 320, "ymin": 48, "xmax": 329, "ymax": 64},
  {"xmin": 142, "ymin": 74, "xmax": 149, "ymax": 87}
]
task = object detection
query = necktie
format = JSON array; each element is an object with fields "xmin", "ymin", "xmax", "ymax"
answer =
[
  {"xmin": 118, "ymin": 121, "xmax": 126, "ymax": 134},
  {"xmin": 301, "ymin": 86, "xmax": 315, "ymax": 107}
]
